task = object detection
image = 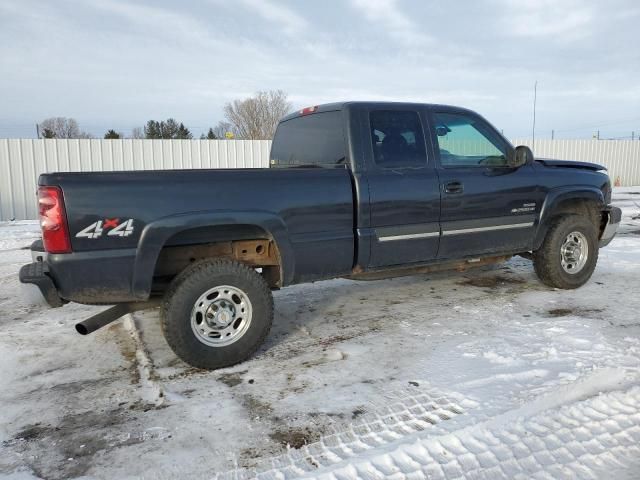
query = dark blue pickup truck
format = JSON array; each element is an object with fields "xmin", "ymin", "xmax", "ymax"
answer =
[{"xmin": 20, "ymin": 102, "xmax": 621, "ymax": 369}]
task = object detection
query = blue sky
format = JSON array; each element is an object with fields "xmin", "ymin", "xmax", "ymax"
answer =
[{"xmin": 1, "ymin": 0, "xmax": 639, "ymax": 139}]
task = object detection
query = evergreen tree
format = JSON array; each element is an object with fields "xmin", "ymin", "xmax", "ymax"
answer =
[
  {"xmin": 144, "ymin": 119, "xmax": 191, "ymax": 139},
  {"xmin": 104, "ymin": 129, "xmax": 121, "ymax": 139},
  {"xmin": 162, "ymin": 119, "xmax": 180, "ymax": 138},
  {"xmin": 176, "ymin": 122, "xmax": 192, "ymax": 139},
  {"xmin": 144, "ymin": 120, "xmax": 161, "ymax": 139},
  {"xmin": 205, "ymin": 127, "xmax": 217, "ymax": 139}
]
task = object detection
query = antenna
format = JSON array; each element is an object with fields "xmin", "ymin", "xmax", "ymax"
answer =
[{"xmin": 532, "ymin": 80, "xmax": 537, "ymax": 150}]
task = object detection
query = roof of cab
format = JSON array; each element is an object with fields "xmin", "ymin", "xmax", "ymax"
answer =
[{"xmin": 278, "ymin": 101, "xmax": 476, "ymax": 123}]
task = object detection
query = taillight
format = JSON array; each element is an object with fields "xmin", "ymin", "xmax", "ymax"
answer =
[
  {"xmin": 38, "ymin": 186, "xmax": 72, "ymax": 254},
  {"xmin": 300, "ymin": 105, "xmax": 318, "ymax": 115}
]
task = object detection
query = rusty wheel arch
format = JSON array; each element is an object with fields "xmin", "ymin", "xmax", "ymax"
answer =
[{"xmin": 153, "ymin": 239, "xmax": 283, "ymax": 288}]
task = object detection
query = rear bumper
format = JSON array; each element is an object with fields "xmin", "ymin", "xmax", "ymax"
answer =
[
  {"xmin": 19, "ymin": 261, "xmax": 65, "ymax": 307},
  {"xmin": 20, "ymin": 240, "xmax": 140, "ymax": 305},
  {"xmin": 599, "ymin": 206, "xmax": 622, "ymax": 247}
]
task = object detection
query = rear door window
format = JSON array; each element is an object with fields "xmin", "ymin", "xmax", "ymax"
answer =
[
  {"xmin": 369, "ymin": 110, "xmax": 427, "ymax": 167},
  {"xmin": 270, "ymin": 111, "xmax": 346, "ymax": 167}
]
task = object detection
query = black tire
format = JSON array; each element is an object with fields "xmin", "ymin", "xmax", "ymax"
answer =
[
  {"xmin": 533, "ymin": 215, "xmax": 599, "ymax": 289},
  {"xmin": 161, "ymin": 259, "xmax": 273, "ymax": 370}
]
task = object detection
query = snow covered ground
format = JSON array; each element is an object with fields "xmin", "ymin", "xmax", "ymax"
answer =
[{"xmin": 1, "ymin": 188, "xmax": 639, "ymax": 480}]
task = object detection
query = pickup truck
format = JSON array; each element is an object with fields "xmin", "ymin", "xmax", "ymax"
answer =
[{"xmin": 20, "ymin": 102, "xmax": 621, "ymax": 370}]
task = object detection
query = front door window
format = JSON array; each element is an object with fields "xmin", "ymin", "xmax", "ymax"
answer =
[{"xmin": 433, "ymin": 112, "xmax": 508, "ymax": 168}]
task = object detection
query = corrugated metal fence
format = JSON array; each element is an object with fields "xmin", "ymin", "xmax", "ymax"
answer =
[
  {"xmin": 513, "ymin": 139, "xmax": 640, "ymax": 188},
  {"xmin": 1, "ymin": 138, "xmax": 639, "ymax": 220},
  {"xmin": 0, "ymin": 139, "xmax": 271, "ymax": 221}
]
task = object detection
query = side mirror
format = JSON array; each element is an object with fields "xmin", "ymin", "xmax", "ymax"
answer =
[
  {"xmin": 435, "ymin": 125, "xmax": 451, "ymax": 137},
  {"xmin": 510, "ymin": 145, "xmax": 534, "ymax": 168}
]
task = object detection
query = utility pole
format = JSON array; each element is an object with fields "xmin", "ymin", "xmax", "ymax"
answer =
[
  {"xmin": 551, "ymin": 129, "xmax": 554, "ymax": 140},
  {"xmin": 532, "ymin": 80, "xmax": 537, "ymax": 150},
  {"xmin": 35, "ymin": 123, "xmax": 40, "ymax": 139},
  {"xmin": 633, "ymin": 131, "xmax": 635, "ymax": 141}
]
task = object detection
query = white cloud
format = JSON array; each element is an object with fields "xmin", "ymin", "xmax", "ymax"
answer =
[
  {"xmin": 234, "ymin": 0, "xmax": 309, "ymax": 35},
  {"xmin": 350, "ymin": 0, "xmax": 432, "ymax": 46},
  {"xmin": 91, "ymin": 0, "xmax": 222, "ymax": 47},
  {"xmin": 497, "ymin": 0, "xmax": 594, "ymax": 39}
]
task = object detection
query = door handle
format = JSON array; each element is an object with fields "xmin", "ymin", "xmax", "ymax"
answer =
[{"xmin": 444, "ymin": 181, "xmax": 464, "ymax": 194}]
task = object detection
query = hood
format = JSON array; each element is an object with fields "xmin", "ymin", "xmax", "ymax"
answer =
[{"xmin": 535, "ymin": 158, "xmax": 607, "ymax": 171}]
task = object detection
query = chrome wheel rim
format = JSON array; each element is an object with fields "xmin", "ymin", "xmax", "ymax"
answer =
[
  {"xmin": 560, "ymin": 231, "xmax": 589, "ymax": 274},
  {"xmin": 190, "ymin": 285, "xmax": 252, "ymax": 347}
]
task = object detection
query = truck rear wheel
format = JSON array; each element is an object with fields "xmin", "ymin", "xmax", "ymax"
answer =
[
  {"xmin": 161, "ymin": 259, "xmax": 273, "ymax": 370},
  {"xmin": 533, "ymin": 215, "xmax": 599, "ymax": 289}
]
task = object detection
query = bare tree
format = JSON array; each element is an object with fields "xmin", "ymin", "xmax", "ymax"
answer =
[
  {"xmin": 223, "ymin": 90, "xmax": 292, "ymax": 139},
  {"xmin": 212, "ymin": 121, "xmax": 236, "ymax": 139},
  {"xmin": 130, "ymin": 127, "xmax": 144, "ymax": 139},
  {"xmin": 38, "ymin": 117, "xmax": 92, "ymax": 139}
]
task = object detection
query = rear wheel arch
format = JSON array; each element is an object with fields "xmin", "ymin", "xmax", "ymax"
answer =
[
  {"xmin": 153, "ymin": 229, "xmax": 283, "ymax": 289},
  {"xmin": 131, "ymin": 212, "xmax": 294, "ymax": 298}
]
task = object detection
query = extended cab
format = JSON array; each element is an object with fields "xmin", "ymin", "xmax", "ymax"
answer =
[{"xmin": 20, "ymin": 102, "xmax": 621, "ymax": 369}]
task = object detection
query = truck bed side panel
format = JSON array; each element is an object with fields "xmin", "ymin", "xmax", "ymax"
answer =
[{"xmin": 39, "ymin": 168, "xmax": 354, "ymax": 301}]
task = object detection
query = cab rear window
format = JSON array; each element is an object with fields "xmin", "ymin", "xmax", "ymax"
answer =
[{"xmin": 270, "ymin": 111, "xmax": 346, "ymax": 168}]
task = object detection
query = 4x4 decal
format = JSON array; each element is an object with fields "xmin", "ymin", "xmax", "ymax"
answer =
[{"xmin": 76, "ymin": 219, "xmax": 135, "ymax": 239}]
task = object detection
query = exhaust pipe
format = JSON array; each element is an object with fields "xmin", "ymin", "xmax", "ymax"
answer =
[{"xmin": 75, "ymin": 300, "xmax": 161, "ymax": 335}]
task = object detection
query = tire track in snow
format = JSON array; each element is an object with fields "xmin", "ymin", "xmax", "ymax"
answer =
[
  {"xmin": 219, "ymin": 370, "xmax": 640, "ymax": 479},
  {"xmin": 123, "ymin": 314, "xmax": 165, "ymax": 406},
  {"xmin": 215, "ymin": 385, "xmax": 477, "ymax": 479}
]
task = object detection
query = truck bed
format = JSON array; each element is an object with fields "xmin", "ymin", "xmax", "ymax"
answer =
[{"xmin": 40, "ymin": 167, "xmax": 355, "ymax": 302}]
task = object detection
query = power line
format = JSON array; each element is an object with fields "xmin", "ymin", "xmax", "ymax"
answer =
[{"xmin": 554, "ymin": 116, "xmax": 640, "ymax": 133}]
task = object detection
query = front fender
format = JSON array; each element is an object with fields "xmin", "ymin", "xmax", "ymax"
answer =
[
  {"xmin": 534, "ymin": 186, "xmax": 605, "ymax": 250},
  {"xmin": 131, "ymin": 210, "xmax": 294, "ymax": 298}
]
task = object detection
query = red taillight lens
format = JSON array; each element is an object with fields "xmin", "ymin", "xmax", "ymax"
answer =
[
  {"xmin": 38, "ymin": 186, "xmax": 71, "ymax": 254},
  {"xmin": 300, "ymin": 105, "xmax": 318, "ymax": 115}
]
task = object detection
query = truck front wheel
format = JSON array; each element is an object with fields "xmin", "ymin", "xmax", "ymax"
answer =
[
  {"xmin": 161, "ymin": 259, "xmax": 273, "ymax": 370},
  {"xmin": 533, "ymin": 215, "xmax": 599, "ymax": 289}
]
